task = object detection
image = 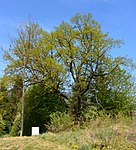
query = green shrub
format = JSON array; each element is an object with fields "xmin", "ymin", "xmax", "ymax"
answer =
[
  {"xmin": 10, "ymin": 113, "xmax": 21, "ymax": 136},
  {"xmin": 0, "ymin": 115, "xmax": 6, "ymax": 137},
  {"xmin": 47, "ymin": 111, "xmax": 74, "ymax": 133},
  {"xmin": 82, "ymin": 106, "xmax": 98, "ymax": 121}
]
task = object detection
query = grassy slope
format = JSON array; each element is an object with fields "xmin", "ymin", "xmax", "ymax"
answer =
[
  {"xmin": 0, "ymin": 136, "xmax": 70, "ymax": 150},
  {"xmin": 0, "ymin": 116, "xmax": 136, "ymax": 150}
]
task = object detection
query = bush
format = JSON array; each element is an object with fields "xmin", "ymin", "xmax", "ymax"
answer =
[
  {"xmin": 82, "ymin": 105, "xmax": 98, "ymax": 121},
  {"xmin": 0, "ymin": 115, "xmax": 6, "ymax": 137},
  {"xmin": 10, "ymin": 113, "xmax": 21, "ymax": 136},
  {"xmin": 47, "ymin": 111, "xmax": 74, "ymax": 133}
]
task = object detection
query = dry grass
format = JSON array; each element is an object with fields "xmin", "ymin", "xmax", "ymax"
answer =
[{"xmin": 0, "ymin": 136, "xmax": 70, "ymax": 150}]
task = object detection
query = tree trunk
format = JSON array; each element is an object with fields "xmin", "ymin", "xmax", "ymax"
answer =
[
  {"xmin": 77, "ymin": 96, "xmax": 81, "ymax": 127},
  {"xmin": 20, "ymin": 69, "xmax": 25, "ymax": 136}
]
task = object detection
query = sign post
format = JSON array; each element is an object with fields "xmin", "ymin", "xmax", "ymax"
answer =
[{"xmin": 32, "ymin": 127, "xmax": 39, "ymax": 135}]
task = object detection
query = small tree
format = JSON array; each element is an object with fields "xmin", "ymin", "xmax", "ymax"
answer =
[{"xmin": 4, "ymin": 20, "xmax": 42, "ymax": 136}]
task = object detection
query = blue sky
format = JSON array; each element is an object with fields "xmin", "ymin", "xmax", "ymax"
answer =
[{"xmin": 0, "ymin": 0, "xmax": 136, "ymax": 76}]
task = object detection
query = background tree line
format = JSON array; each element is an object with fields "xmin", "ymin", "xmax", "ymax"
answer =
[{"xmin": 0, "ymin": 13, "xmax": 136, "ymax": 136}]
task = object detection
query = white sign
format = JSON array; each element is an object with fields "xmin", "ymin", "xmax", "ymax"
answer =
[{"xmin": 32, "ymin": 127, "xmax": 39, "ymax": 135}]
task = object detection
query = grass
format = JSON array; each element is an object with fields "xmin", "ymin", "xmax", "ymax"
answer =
[
  {"xmin": 0, "ymin": 115, "xmax": 135, "ymax": 150},
  {"xmin": 0, "ymin": 136, "xmax": 70, "ymax": 150}
]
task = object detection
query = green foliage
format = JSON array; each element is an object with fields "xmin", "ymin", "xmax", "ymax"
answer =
[
  {"xmin": 23, "ymin": 84, "xmax": 66, "ymax": 135},
  {"xmin": 0, "ymin": 115, "xmax": 6, "ymax": 137},
  {"xmin": 10, "ymin": 113, "xmax": 21, "ymax": 136},
  {"xmin": 81, "ymin": 105, "xmax": 98, "ymax": 121},
  {"xmin": 1, "ymin": 13, "xmax": 136, "ymax": 129},
  {"xmin": 78, "ymin": 66, "xmax": 136, "ymax": 120},
  {"xmin": 47, "ymin": 111, "xmax": 74, "ymax": 133},
  {"xmin": 0, "ymin": 76, "xmax": 22, "ymax": 134}
]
